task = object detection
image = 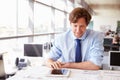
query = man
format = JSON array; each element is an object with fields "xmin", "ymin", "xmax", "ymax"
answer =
[{"xmin": 46, "ymin": 7, "xmax": 104, "ymax": 70}]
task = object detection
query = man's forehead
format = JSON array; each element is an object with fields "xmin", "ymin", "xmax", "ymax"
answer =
[{"xmin": 72, "ymin": 23, "xmax": 85, "ymax": 26}]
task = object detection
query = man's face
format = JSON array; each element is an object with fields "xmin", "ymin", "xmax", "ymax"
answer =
[{"xmin": 71, "ymin": 18, "xmax": 87, "ymax": 38}]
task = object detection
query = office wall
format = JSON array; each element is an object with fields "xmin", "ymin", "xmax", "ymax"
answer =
[{"xmin": 92, "ymin": 9, "xmax": 120, "ymax": 32}]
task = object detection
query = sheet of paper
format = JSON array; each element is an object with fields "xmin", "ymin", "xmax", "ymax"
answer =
[{"xmin": 101, "ymin": 70, "xmax": 120, "ymax": 80}]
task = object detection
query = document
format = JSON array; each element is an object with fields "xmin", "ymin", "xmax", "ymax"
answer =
[{"xmin": 101, "ymin": 70, "xmax": 120, "ymax": 80}]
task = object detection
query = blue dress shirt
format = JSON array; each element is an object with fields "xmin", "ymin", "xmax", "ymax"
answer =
[{"xmin": 48, "ymin": 28, "xmax": 104, "ymax": 67}]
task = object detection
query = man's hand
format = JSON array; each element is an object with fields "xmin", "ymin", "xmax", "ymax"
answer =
[
  {"xmin": 46, "ymin": 59, "xmax": 71, "ymax": 69},
  {"xmin": 49, "ymin": 61, "xmax": 64, "ymax": 69}
]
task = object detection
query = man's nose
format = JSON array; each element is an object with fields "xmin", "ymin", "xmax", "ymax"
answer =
[{"xmin": 76, "ymin": 26, "xmax": 81, "ymax": 32}]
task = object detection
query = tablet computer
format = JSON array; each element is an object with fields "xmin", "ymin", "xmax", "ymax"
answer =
[{"xmin": 47, "ymin": 69, "xmax": 70, "ymax": 77}]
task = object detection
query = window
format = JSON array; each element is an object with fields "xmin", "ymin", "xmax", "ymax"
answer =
[
  {"xmin": 0, "ymin": 0, "xmax": 76, "ymax": 56},
  {"xmin": 54, "ymin": 0, "xmax": 67, "ymax": 11},
  {"xmin": 18, "ymin": 0, "xmax": 32, "ymax": 35},
  {"xmin": 35, "ymin": 0, "xmax": 53, "ymax": 6},
  {"xmin": 66, "ymin": 14, "xmax": 70, "ymax": 29},
  {"xmin": 34, "ymin": 3, "xmax": 52, "ymax": 33},
  {"xmin": 0, "ymin": 0, "xmax": 17, "ymax": 37},
  {"xmin": 55, "ymin": 10, "xmax": 65, "ymax": 32},
  {"xmin": 67, "ymin": 0, "xmax": 74, "ymax": 13}
]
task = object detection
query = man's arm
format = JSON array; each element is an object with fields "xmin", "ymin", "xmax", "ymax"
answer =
[{"xmin": 62, "ymin": 61, "xmax": 100, "ymax": 70}]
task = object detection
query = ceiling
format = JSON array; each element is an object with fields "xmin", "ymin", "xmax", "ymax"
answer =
[
  {"xmin": 81, "ymin": 0, "xmax": 120, "ymax": 16},
  {"xmin": 84, "ymin": 0, "xmax": 120, "ymax": 5}
]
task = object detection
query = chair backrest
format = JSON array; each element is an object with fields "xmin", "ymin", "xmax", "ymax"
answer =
[
  {"xmin": 2, "ymin": 52, "xmax": 17, "ymax": 75},
  {"xmin": 0, "ymin": 53, "xmax": 5, "ymax": 77}
]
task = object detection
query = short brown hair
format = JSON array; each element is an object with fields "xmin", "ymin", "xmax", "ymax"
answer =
[{"xmin": 69, "ymin": 7, "xmax": 91, "ymax": 25}]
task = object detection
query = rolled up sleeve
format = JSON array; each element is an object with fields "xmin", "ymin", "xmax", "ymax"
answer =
[
  {"xmin": 47, "ymin": 36, "xmax": 62, "ymax": 61},
  {"xmin": 88, "ymin": 33, "xmax": 104, "ymax": 67}
]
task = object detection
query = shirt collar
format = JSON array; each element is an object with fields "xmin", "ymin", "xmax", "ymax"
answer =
[{"xmin": 70, "ymin": 29, "xmax": 89, "ymax": 41}]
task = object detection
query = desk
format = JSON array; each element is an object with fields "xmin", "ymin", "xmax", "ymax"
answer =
[{"xmin": 7, "ymin": 66, "xmax": 120, "ymax": 80}]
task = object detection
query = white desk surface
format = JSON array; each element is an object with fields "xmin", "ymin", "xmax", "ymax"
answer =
[{"xmin": 7, "ymin": 66, "xmax": 120, "ymax": 80}]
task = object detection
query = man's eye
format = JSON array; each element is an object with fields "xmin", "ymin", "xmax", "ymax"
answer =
[{"xmin": 79, "ymin": 25, "xmax": 84, "ymax": 28}]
